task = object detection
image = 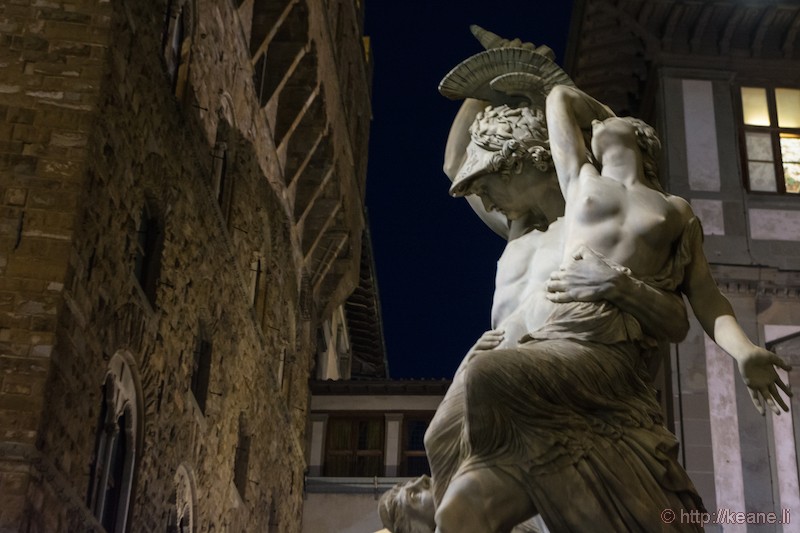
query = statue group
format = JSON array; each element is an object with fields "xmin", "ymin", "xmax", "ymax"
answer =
[{"xmin": 378, "ymin": 27, "xmax": 792, "ymax": 533}]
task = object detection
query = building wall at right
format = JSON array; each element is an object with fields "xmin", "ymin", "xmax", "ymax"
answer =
[{"xmin": 659, "ymin": 72, "xmax": 800, "ymax": 526}]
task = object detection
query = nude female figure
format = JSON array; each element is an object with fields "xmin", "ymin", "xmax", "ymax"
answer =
[{"xmin": 543, "ymin": 84, "xmax": 791, "ymax": 416}]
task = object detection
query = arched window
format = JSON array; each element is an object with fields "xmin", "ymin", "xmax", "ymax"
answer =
[
  {"xmin": 167, "ymin": 464, "xmax": 196, "ymax": 533},
  {"xmin": 87, "ymin": 352, "xmax": 141, "ymax": 533},
  {"xmin": 134, "ymin": 201, "xmax": 164, "ymax": 307}
]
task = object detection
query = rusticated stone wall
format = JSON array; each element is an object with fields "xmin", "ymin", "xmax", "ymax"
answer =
[
  {"xmin": 1, "ymin": 0, "xmax": 113, "ymax": 530},
  {"xmin": 0, "ymin": 0, "xmax": 371, "ymax": 531}
]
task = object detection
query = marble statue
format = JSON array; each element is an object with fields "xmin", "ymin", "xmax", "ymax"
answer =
[
  {"xmin": 378, "ymin": 27, "xmax": 791, "ymax": 533},
  {"xmin": 379, "ymin": 475, "xmax": 436, "ymax": 533}
]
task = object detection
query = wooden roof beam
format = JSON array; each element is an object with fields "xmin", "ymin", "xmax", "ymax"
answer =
[
  {"xmin": 596, "ymin": 0, "xmax": 660, "ymax": 58},
  {"xmin": 782, "ymin": 8, "xmax": 800, "ymax": 59},
  {"xmin": 690, "ymin": 2, "xmax": 715, "ymax": 53},
  {"xmin": 753, "ymin": 6, "xmax": 778, "ymax": 57},
  {"xmin": 251, "ymin": 0, "xmax": 300, "ymax": 62},
  {"xmin": 298, "ymin": 166, "xmax": 335, "ymax": 226},
  {"xmin": 720, "ymin": 7, "xmax": 744, "ymax": 55},
  {"xmin": 288, "ymin": 126, "xmax": 328, "ymax": 188},
  {"xmin": 661, "ymin": 2, "xmax": 685, "ymax": 53},
  {"xmin": 303, "ymin": 201, "xmax": 341, "ymax": 263}
]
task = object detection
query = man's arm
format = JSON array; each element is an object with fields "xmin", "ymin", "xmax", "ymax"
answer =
[
  {"xmin": 545, "ymin": 86, "xmax": 614, "ymax": 196},
  {"xmin": 547, "ymin": 245, "xmax": 689, "ymax": 342},
  {"xmin": 609, "ymin": 274, "xmax": 689, "ymax": 343},
  {"xmin": 444, "ymin": 98, "xmax": 510, "ymax": 239}
]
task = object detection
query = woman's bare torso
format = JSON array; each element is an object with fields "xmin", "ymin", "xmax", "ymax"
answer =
[{"xmin": 563, "ymin": 165, "xmax": 689, "ymax": 278}]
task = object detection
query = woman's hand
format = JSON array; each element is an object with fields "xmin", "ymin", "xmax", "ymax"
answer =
[{"xmin": 737, "ymin": 348, "xmax": 792, "ymax": 415}]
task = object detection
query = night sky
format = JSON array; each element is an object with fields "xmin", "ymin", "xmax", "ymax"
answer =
[{"xmin": 363, "ymin": 3, "xmax": 575, "ymax": 379}]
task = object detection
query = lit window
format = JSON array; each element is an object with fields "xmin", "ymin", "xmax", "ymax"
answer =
[
  {"xmin": 401, "ymin": 418, "xmax": 431, "ymax": 477},
  {"xmin": 740, "ymin": 86, "xmax": 800, "ymax": 194},
  {"xmin": 324, "ymin": 417, "xmax": 384, "ymax": 477}
]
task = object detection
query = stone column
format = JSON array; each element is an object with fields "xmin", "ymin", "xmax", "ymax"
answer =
[
  {"xmin": 384, "ymin": 414, "xmax": 403, "ymax": 477},
  {"xmin": 308, "ymin": 414, "xmax": 328, "ymax": 477}
]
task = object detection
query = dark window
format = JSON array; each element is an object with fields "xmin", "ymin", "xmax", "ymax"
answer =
[
  {"xmin": 191, "ymin": 328, "xmax": 212, "ymax": 413},
  {"xmin": 268, "ymin": 498, "xmax": 279, "ymax": 532},
  {"xmin": 134, "ymin": 203, "xmax": 163, "ymax": 306},
  {"xmin": 164, "ymin": 2, "xmax": 183, "ymax": 82},
  {"xmin": 87, "ymin": 388, "xmax": 135, "ymax": 532},
  {"xmin": 87, "ymin": 384, "xmax": 110, "ymax": 508},
  {"xmin": 234, "ymin": 418, "xmax": 251, "ymax": 498},
  {"xmin": 324, "ymin": 417, "xmax": 383, "ymax": 477},
  {"xmin": 163, "ymin": 1, "xmax": 190, "ymax": 98},
  {"xmin": 167, "ymin": 507, "xmax": 191, "ymax": 533},
  {"xmin": 739, "ymin": 86, "xmax": 800, "ymax": 194},
  {"xmin": 252, "ymin": 256, "xmax": 267, "ymax": 320},
  {"xmin": 166, "ymin": 500, "xmax": 177, "ymax": 533},
  {"xmin": 401, "ymin": 418, "xmax": 431, "ymax": 477},
  {"xmin": 101, "ymin": 411, "xmax": 128, "ymax": 531},
  {"xmin": 166, "ymin": 467, "xmax": 194, "ymax": 533},
  {"xmin": 216, "ymin": 149, "xmax": 228, "ymax": 205},
  {"xmin": 212, "ymin": 121, "xmax": 234, "ymax": 227}
]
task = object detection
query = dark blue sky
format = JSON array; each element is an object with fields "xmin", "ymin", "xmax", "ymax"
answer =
[{"xmin": 363, "ymin": 3, "xmax": 575, "ymax": 379}]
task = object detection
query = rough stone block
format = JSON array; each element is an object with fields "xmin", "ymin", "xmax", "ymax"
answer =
[
  {"xmin": 27, "ymin": 190, "xmax": 77, "ymax": 210},
  {"xmin": 5, "ymin": 107, "xmax": 36, "ymax": 124},
  {"xmin": 5, "ymin": 256, "xmax": 68, "ymax": 281},
  {"xmin": 4, "ymin": 188, "xmax": 27, "ymax": 206},
  {"xmin": 1, "ymin": 376, "xmax": 35, "ymax": 396},
  {"xmin": 35, "ymin": 159, "xmax": 83, "ymax": 180}
]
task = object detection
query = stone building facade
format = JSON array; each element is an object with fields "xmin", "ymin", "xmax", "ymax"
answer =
[
  {"xmin": 0, "ymin": 0, "xmax": 371, "ymax": 531},
  {"xmin": 567, "ymin": 1, "xmax": 800, "ymax": 530}
]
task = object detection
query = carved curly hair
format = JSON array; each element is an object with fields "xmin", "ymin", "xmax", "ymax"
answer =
[{"xmin": 469, "ymin": 104, "xmax": 553, "ymax": 176}]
